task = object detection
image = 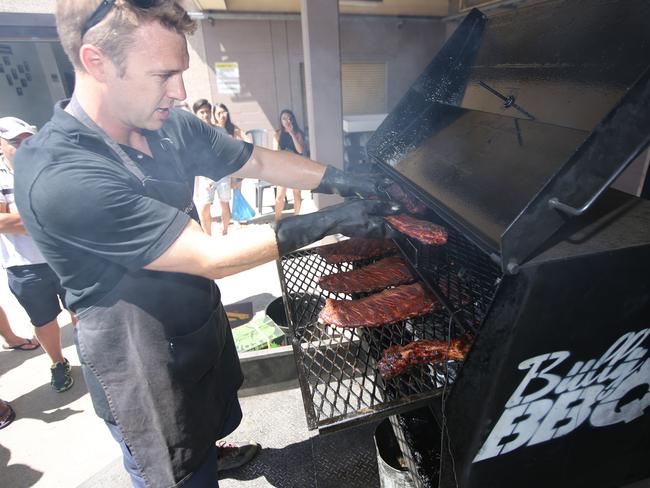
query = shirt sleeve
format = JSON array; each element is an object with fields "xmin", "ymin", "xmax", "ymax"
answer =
[
  {"xmin": 165, "ymin": 109, "xmax": 254, "ymax": 182},
  {"xmin": 25, "ymin": 160, "xmax": 190, "ymax": 271}
]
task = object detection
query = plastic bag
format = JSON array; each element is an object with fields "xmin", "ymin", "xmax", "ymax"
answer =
[{"xmin": 231, "ymin": 187, "xmax": 255, "ymax": 222}]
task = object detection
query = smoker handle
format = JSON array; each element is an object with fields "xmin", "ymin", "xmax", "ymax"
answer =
[{"xmin": 547, "ymin": 163, "xmax": 630, "ymax": 217}]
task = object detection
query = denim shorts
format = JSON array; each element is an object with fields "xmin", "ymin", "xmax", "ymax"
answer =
[
  {"xmin": 6, "ymin": 263, "xmax": 66, "ymax": 327},
  {"xmin": 200, "ymin": 177, "xmax": 231, "ymax": 204}
]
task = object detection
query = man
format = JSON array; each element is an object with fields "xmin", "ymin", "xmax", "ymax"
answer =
[
  {"xmin": 192, "ymin": 98, "xmax": 232, "ymax": 236},
  {"xmin": 0, "ymin": 117, "xmax": 74, "ymax": 392},
  {"xmin": 15, "ymin": 1, "xmax": 395, "ymax": 487}
]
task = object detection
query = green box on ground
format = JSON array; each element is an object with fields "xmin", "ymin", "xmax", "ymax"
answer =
[{"xmin": 233, "ymin": 314, "xmax": 286, "ymax": 352}]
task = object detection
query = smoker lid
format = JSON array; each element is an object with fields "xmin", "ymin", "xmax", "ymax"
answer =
[{"xmin": 367, "ymin": 1, "xmax": 650, "ymax": 273}]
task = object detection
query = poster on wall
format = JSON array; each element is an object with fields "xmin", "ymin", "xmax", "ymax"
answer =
[{"xmin": 215, "ymin": 62, "xmax": 240, "ymax": 95}]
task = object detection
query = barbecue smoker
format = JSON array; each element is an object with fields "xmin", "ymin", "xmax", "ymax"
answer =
[{"xmin": 276, "ymin": 1, "xmax": 650, "ymax": 487}]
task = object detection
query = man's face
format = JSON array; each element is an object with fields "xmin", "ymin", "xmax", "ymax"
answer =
[
  {"xmin": 105, "ymin": 21, "xmax": 189, "ymax": 132},
  {"xmin": 196, "ymin": 106, "xmax": 212, "ymax": 125},
  {"xmin": 0, "ymin": 133, "xmax": 31, "ymax": 167}
]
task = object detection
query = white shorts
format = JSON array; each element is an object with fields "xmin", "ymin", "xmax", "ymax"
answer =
[{"xmin": 199, "ymin": 177, "xmax": 231, "ymax": 204}]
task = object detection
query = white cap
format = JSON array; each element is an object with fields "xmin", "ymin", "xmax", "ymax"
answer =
[{"xmin": 0, "ymin": 116, "xmax": 36, "ymax": 140}]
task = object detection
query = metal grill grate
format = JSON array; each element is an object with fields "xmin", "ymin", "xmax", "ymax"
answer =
[{"xmin": 278, "ymin": 220, "xmax": 502, "ymax": 432}]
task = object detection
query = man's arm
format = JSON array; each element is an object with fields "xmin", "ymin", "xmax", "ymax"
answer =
[
  {"xmin": 0, "ymin": 202, "xmax": 27, "ymax": 235},
  {"xmin": 231, "ymin": 146, "xmax": 326, "ymax": 190},
  {"xmin": 144, "ymin": 199, "xmax": 398, "ymax": 280},
  {"xmin": 144, "ymin": 218, "xmax": 279, "ymax": 280}
]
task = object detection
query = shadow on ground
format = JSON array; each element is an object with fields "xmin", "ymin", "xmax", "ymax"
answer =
[
  {"xmin": 0, "ymin": 443, "xmax": 43, "ymax": 488},
  {"xmin": 0, "ymin": 322, "xmax": 75, "ymax": 377},
  {"xmin": 8, "ymin": 365, "xmax": 87, "ymax": 424},
  {"xmin": 220, "ymin": 423, "xmax": 380, "ymax": 488}
]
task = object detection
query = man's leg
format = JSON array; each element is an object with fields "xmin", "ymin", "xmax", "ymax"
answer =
[
  {"xmin": 33, "ymin": 318, "xmax": 73, "ymax": 392},
  {"xmin": 106, "ymin": 422, "xmax": 219, "ymax": 488},
  {"xmin": 275, "ymin": 186, "xmax": 287, "ymax": 221},
  {"xmin": 199, "ymin": 202, "xmax": 213, "ymax": 236},
  {"xmin": 7, "ymin": 265, "xmax": 73, "ymax": 391},
  {"xmin": 215, "ymin": 178, "xmax": 232, "ymax": 235},
  {"xmin": 216, "ymin": 398, "xmax": 260, "ymax": 472},
  {"xmin": 33, "ymin": 319, "xmax": 64, "ymax": 364},
  {"xmin": 0, "ymin": 304, "xmax": 39, "ymax": 349},
  {"xmin": 219, "ymin": 201, "xmax": 231, "ymax": 236},
  {"xmin": 292, "ymin": 189, "xmax": 302, "ymax": 215}
]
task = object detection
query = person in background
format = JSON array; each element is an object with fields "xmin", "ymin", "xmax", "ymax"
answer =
[
  {"xmin": 192, "ymin": 99, "xmax": 232, "ymax": 235},
  {"xmin": 273, "ymin": 109, "xmax": 305, "ymax": 221},
  {"xmin": 213, "ymin": 103, "xmax": 251, "ymax": 143},
  {"xmin": 213, "ymin": 103, "xmax": 255, "ymax": 222},
  {"xmin": 0, "ymin": 398, "xmax": 15, "ymax": 429},
  {"xmin": 192, "ymin": 98, "xmax": 212, "ymax": 125},
  {"xmin": 15, "ymin": 1, "xmax": 394, "ymax": 486},
  {"xmin": 0, "ymin": 117, "xmax": 74, "ymax": 392},
  {"xmin": 0, "ymin": 303, "xmax": 40, "ymax": 351}
]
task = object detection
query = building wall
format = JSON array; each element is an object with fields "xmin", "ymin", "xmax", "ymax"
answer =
[
  {"xmin": 183, "ymin": 16, "xmax": 446, "ymax": 141},
  {"xmin": 0, "ymin": 41, "xmax": 68, "ymax": 128}
]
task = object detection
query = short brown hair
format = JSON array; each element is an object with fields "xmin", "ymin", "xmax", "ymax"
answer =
[
  {"xmin": 56, "ymin": 0, "xmax": 196, "ymax": 74},
  {"xmin": 192, "ymin": 98, "xmax": 211, "ymax": 114}
]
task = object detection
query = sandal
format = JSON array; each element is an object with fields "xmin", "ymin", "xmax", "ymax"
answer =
[
  {"xmin": 0, "ymin": 401, "xmax": 16, "ymax": 430},
  {"xmin": 2, "ymin": 338, "xmax": 40, "ymax": 351}
]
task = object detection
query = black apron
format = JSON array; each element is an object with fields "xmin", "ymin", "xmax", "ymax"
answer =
[{"xmin": 68, "ymin": 99, "xmax": 244, "ymax": 487}]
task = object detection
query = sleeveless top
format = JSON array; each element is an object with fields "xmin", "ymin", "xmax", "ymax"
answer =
[{"xmin": 279, "ymin": 130, "xmax": 304, "ymax": 155}]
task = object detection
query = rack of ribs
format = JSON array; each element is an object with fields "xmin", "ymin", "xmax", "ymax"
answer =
[
  {"xmin": 377, "ymin": 336, "xmax": 472, "ymax": 380},
  {"xmin": 315, "ymin": 238, "xmax": 398, "ymax": 265},
  {"xmin": 385, "ymin": 214, "xmax": 448, "ymax": 245},
  {"xmin": 318, "ymin": 282, "xmax": 437, "ymax": 328},
  {"xmin": 384, "ymin": 182, "xmax": 428, "ymax": 214},
  {"xmin": 318, "ymin": 255, "xmax": 415, "ymax": 294}
]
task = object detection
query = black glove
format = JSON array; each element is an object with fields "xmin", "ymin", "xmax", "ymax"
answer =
[
  {"xmin": 273, "ymin": 199, "xmax": 400, "ymax": 256},
  {"xmin": 312, "ymin": 165, "xmax": 391, "ymax": 198}
]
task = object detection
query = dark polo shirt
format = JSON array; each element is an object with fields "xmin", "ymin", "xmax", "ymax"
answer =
[{"xmin": 14, "ymin": 102, "xmax": 252, "ymax": 315}]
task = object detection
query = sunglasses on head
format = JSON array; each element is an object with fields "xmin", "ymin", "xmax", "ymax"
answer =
[{"xmin": 81, "ymin": 0, "xmax": 156, "ymax": 40}]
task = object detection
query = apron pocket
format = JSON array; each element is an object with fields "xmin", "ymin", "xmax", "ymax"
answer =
[{"xmin": 168, "ymin": 306, "xmax": 227, "ymax": 383}]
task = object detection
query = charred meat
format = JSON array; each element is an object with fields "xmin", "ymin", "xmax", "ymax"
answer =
[
  {"xmin": 319, "ymin": 283, "xmax": 436, "ymax": 328},
  {"xmin": 384, "ymin": 182, "xmax": 428, "ymax": 214},
  {"xmin": 315, "ymin": 238, "xmax": 398, "ymax": 264},
  {"xmin": 318, "ymin": 255, "xmax": 415, "ymax": 294},
  {"xmin": 378, "ymin": 336, "xmax": 472, "ymax": 380},
  {"xmin": 385, "ymin": 214, "xmax": 448, "ymax": 245}
]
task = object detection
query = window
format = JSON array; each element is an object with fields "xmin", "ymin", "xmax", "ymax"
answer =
[{"xmin": 341, "ymin": 63, "xmax": 386, "ymax": 115}]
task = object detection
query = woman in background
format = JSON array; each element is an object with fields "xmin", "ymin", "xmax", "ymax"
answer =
[
  {"xmin": 213, "ymin": 103, "xmax": 251, "ymax": 142},
  {"xmin": 273, "ymin": 109, "xmax": 305, "ymax": 221}
]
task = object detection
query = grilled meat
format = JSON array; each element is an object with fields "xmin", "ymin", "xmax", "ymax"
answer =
[
  {"xmin": 318, "ymin": 255, "xmax": 415, "ymax": 294},
  {"xmin": 319, "ymin": 283, "xmax": 436, "ymax": 328},
  {"xmin": 385, "ymin": 214, "xmax": 448, "ymax": 245},
  {"xmin": 378, "ymin": 335, "xmax": 472, "ymax": 380},
  {"xmin": 315, "ymin": 238, "xmax": 398, "ymax": 264},
  {"xmin": 384, "ymin": 183, "xmax": 428, "ymax": 214}
]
